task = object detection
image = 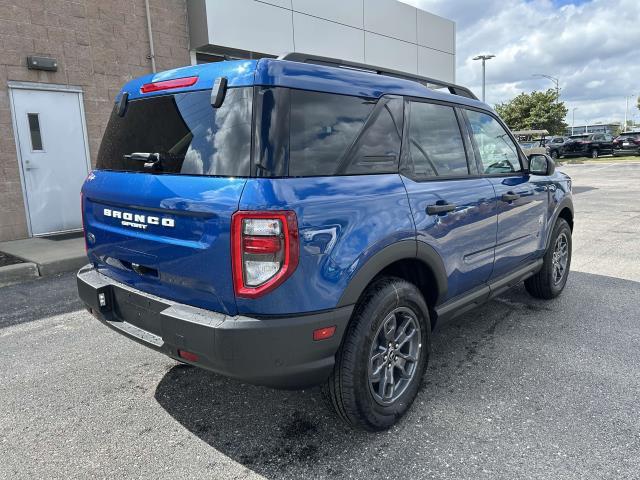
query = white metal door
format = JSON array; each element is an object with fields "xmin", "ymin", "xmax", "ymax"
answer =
[{"xmin": 10, "ymin": 86, "xmax": 90, "ymax": 235}]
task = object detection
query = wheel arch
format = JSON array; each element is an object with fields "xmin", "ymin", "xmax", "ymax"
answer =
[
  {"xmin": 336, "ymin": 240, "xmax": 447, "ymax": 328},
  {"xmin": 546, "ymin": 197, "xmax": 574, "ymax": 250}
]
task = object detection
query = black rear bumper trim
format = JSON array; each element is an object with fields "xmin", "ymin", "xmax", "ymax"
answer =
[{"xmin": 77, "ymin": 265, "xmax": 353, "ymax": 389}]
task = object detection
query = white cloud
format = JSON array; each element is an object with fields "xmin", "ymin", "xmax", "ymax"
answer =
[{"xmin": 403, "ymin": 0, "xmax": 640, "ymax": 125}]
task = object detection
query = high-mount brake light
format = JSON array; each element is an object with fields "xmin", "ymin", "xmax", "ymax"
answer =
[
  {"xmin": 231, "ymin": 211, "xmax": 299, "ymax": 298},
  {"xmin": 140, "ymin": 76, "xmax": 198, "ymax": 93}
]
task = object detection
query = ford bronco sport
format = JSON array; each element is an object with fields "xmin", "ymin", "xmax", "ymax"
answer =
[{"xmin": 78, "ymin": 53, "xmax": 574, "ymax": 431}]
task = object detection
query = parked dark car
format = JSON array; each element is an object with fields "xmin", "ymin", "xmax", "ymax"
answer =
[
  {"xmin": 612, "ymin": 132, "xmax": 640, "ymax": 156},
  {"xmin": 561, "ymin": 133, "xmax": 614, "ymax": 158},
  {"xmin": 546, "ymin": 136, "xmax": 568, "ymax": 159}
]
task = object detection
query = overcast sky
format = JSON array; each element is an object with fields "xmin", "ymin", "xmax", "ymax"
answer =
[{"xmin": 403, "ymin": 0, "xmax": 640, "ymax": 126}]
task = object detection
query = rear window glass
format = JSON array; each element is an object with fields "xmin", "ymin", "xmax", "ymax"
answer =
[
  {"xmin": 96, "ymin": 87, "xmax": 252, "ymax": 176},
  {"xmin": 404, "ymin": 102, "xmax": 468, "ymax": 178},
  {"xmin": 289, "ymin": 90, "xmax": 375, "ymax": 176}
]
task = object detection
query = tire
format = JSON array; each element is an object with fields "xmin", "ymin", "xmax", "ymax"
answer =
[
  {"xmin": 591, "ymin": 149, "xmax": 599, "ymax": 158},
  {"xmin": 550, "ymin": 150, "xmax": 559, "ymax": 160},
  {"xmin": 525, "ymin": 218, "xmax": 572, "ymax": 299},
  {"xmin": 323, "ymin": 277, "xmax": 431, "ymax": 431}
]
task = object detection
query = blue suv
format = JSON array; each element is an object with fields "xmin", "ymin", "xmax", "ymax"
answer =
[{"xmin": 77, "ymin": 53, "xmax": 574, "ymax": 431}]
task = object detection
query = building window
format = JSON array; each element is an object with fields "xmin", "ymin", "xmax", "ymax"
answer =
[{"xmin": 27, "ymin": 113, "xmax": 43, "ymax": 151}]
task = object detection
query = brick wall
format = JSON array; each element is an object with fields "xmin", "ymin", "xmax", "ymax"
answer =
[{"xmin": 0, "ymin": 0, "xmax": 190, "ymax": 241}]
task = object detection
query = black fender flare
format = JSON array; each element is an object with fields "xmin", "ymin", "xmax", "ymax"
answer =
[
  {"xmin": 336, "ymin": 239, "xmax": 448, "ymax": 308},
  {"xmin": 545, "ymin": 196, "xmax": 574, "ymax": 250}
]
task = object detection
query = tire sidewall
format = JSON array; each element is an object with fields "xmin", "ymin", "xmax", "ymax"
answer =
[
  {"xmin": 349, "ymin": 280, "xmax": 430, "ymax": 428},
  {"xmin": 545, "ymin": 219, "xmax": 572, "ymax": 295}
]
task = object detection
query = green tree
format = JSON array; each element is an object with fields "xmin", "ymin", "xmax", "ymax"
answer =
[{"xmin": 495, "ymin": 89, "xmax": 568, "ymax": 135}]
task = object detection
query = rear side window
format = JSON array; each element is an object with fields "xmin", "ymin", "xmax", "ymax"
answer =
[
  {"xmin": 97, "ymin": 87, "xmax": 252, "ymax": 176},
  {"xmin": 289, "ymin": 91, "xmax": 375, "ymax": 176},
  {"xmin": 403, "ymin": 101, "xmax": 469, "ymax": 178},
  {"xmin": 337, "ymin": 96, "xmax": 404, "ymax": 175}
]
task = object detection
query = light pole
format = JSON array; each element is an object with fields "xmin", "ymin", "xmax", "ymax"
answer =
[
  {"xmin": 473, "ymin": 54, "xmax": 495, "ymax": 103},
  {"xmin": 624, "ymin": 94, "xmax": 635, "ymax": 132},
  {"xmin": 533, "ymin": 74, "xmax": 560, "ymax": 102},
  {"xmin": 572, "ymin": 107, "xmax": 578, "ymax": 135}
]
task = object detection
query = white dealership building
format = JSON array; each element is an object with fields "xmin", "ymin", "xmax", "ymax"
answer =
[{"xmin": 188, "ymin": 0, "xmax": 456, "ymax": 82}]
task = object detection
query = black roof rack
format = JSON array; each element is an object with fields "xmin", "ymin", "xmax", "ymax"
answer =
[{"xmin": 278, "ymin": 52, "xmax": 478, "ymax": 101}]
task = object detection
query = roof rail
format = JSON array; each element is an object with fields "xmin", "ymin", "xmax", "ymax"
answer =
[{"xmin": 278, "ymin": 52, "xmax": 478, "ymax": 101}]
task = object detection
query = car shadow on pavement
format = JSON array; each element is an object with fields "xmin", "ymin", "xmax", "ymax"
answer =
[
  {"xmin": 0, "ymin": 272, "xmax": 83, "ymax": 329},
  {"xmin": 154, "ymin": 272, "xmax": 640, "ymax": 479}
]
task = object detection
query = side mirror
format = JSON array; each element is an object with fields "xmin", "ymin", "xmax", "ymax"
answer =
[{"xmin": 528, "ymin": 154, "xmax": 555, "ymax": 176}]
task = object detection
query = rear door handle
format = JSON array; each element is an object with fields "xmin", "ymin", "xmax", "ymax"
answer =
[
  {"xmin": 426, "ymin": 203, "xmax": 456, "ymax": 215},
  {"xmin": 501, "ymin": 192, "xmax": 520, "ymax": 202}
]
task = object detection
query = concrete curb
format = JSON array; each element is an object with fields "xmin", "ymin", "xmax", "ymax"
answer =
[
  {"xmin": 0, "ymin": 262, "xmax": 40, "ymax": 287},
  {"xmin": 37, "ymin": 256, "xmax": 88, "ymax": 277},
  {"xmin": 0, "ymin": 237, "xmax": 87, "ymax": 284}
]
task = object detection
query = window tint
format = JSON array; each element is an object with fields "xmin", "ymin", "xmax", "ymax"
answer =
[
  {"xmin": 27, "ymin": 113, "xmax": 43, "ymax": 151},
  {"xmin": 289, "ymin": 90, "xmax": 374, "ymax": 176},
  {"xmin": 338, "ymin": 96, "xmax": 403, "ymax": 175},
  {"xmin": 97, "ymin": 87, "xmax": 252, "ymax": 176},
  {"xmin": 404, "ymin": 101, "xmax": 468, "ymax": 178},
  {"xmin": 465, "ymin": 110, "xmax": 522, "ymax": 174}
]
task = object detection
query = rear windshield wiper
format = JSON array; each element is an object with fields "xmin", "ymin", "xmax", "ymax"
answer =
[{"xmin": 123, "ymin": 152, "xmax": 163, "ymax": 171}]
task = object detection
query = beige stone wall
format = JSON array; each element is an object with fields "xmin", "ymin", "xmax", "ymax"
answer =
[{"xmin": 0, "ymin": 0, "xmax": 190, "ymax": 241}]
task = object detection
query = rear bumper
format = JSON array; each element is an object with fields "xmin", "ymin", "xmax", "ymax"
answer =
[
  {"xmin": 77, "ymin": 265, "xmax": 352, "ymax": 389},
  {"xmin": 613, "ymin": 148, "xmax": 640, "ymax": 156}
]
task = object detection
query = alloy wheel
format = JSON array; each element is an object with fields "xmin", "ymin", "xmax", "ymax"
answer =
[
  {"xmin": 552, "ymin": 232, "xmax": 569, "ymax": 285},
  {"xmin": 368, "ymin": 307, "xmax": 422, "ymax": 405}
]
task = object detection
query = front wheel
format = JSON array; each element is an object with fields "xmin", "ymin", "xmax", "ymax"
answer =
[
  {"xmin": 525, "ymin": 218, "xmax": 572, "ymax": 299},
  {"xmin": 591, "ymin": 149, "xmax": 599, "ymax": 158},
  {"xmin": 550, "ymin": 150, "xmax": 559, "ymax": 160},
  {"xmin": 323, "ymin": 277, "xmax": 431, "ymax": 431}
]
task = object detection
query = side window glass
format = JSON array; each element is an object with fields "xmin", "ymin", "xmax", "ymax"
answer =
[
  {"xmin": 340, "ymin": 96, "xmax": 403, "ymax": 175},
  {"xmin": 289, "ymin": 90, "xmax": 374, "ymax": 176},
  {"xmin": 404, "ymin": 102, "xmax": 469, "ymax": 178},
  {"xmin": 465, "ymin": 110, "xmax": 522, "ymax": 174}
]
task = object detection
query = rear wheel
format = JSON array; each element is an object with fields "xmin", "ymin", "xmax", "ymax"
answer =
[
  {"xmin": 525, "ymin": 218, "xmax": 572, "ymax": 299},
  {"xmin": 323, "ymin": 277, "xmax": 430, "ymax": 431},
  {"xmin": 591, "ymin": 149, "xmax": 599, "ymax": 158}
]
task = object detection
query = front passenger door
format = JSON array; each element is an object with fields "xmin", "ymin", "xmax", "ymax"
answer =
[{"xmin": 463, "ymin": 109, "xmax": 549, "ymax": 280}]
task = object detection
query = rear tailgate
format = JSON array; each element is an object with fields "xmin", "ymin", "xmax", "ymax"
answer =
[
  {"xmin": 82, "ymin": 84, "xmax": 255, "ymax": 316},
  {"xmin": 83, "ymin": 171, "xmax": 245, "ymax": 315}
]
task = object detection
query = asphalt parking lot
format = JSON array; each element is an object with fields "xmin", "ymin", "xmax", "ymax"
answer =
[{"xmin": 1, "ymin": 162, "xmax": 639, "ymax": 480}]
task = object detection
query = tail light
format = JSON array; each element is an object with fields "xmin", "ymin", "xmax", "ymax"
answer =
[{"xmin": 231, "ymin": 211, "xmax": 299, "ymax": 298}]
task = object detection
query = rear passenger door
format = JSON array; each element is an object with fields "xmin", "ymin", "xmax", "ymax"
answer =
[
  {"xmin": 400, "ymin": 100, "xmax": 497, "ymax": 300},
  {"xmin": 463, "ymin": 109, "xmax": 549, "ymax": 280}
]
